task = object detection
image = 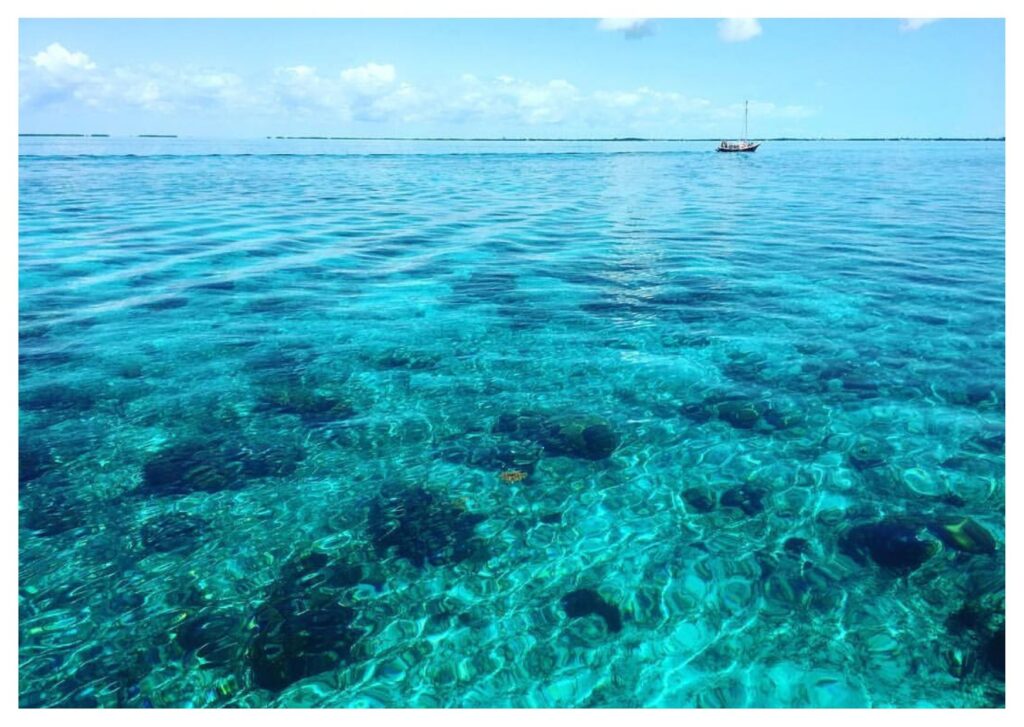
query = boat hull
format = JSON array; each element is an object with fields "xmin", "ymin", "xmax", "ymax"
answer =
[{"xmin": 717, "ymin": 143, "xmax": 761, "ymax": 153}]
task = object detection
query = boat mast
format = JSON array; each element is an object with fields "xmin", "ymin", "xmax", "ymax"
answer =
[{"xmin": 744, "ymin": 100, "xmax": 748, "ymax": 141}]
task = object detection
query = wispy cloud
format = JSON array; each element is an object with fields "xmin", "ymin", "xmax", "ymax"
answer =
[
  {"xmin": 716, "ymin": 100, "xmax": 819, "ymax": 121},
  {"xmin": 20, "ymin": 41, "xmax": 819, "ymax": 134},
  {"xmin": 339, "ymin": 62, "xmax": 396, "ymax": 87},
  {"xmin": 597, "ymin": 18, "xmax": 653, "ymax": 39},
  {"xmin": 900, "ymin": 18, "xmax": 940, "ymax": 32},
  {"xmin": 718, "ymin": 18, "xmax": 762, "ymax": 43}
]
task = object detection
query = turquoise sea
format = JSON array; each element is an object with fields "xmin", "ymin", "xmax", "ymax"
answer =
[{"xmin": 18, "ymin": 138, "xmax": 1004, "ymax": 708}]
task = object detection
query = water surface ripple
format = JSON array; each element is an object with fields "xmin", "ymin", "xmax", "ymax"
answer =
[{"xmin": 19, "ymin": 140, "xmax": 1005, "ymax": 707}]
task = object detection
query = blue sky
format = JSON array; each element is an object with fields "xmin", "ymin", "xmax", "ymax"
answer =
[{"xmin": 19, "ymin": 18, "xmax": 1005, "ymax": 138}]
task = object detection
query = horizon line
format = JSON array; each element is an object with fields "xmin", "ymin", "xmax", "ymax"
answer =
[{"xmin": 19, "ymin": 134, "xmax": 1007, "ymax": 142}]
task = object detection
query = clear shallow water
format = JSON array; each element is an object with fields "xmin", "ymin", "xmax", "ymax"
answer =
[{"xmin": 19, "ymin": 139, "xmax": 1004, "ymax": 708}]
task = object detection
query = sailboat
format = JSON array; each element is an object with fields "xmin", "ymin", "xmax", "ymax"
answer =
[{"xmin": 717, "ymin": 100, "xmax": 761, "ymax": 152}]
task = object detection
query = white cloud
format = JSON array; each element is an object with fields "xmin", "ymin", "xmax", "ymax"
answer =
[
  {"xmin": 286, "ymin": 64, "xmax": 316, "ymax": 79},
  {"xmin": 20, "ymin": 42, "xmax": 821, "ymax": 135},
  {"xmin": 108, "ymin": 66, "xmax": 251, "ymax": 114},
  {"xmin": 597, "ymin": 18, "xmax": 653, "ymax": 39},
  {"xmin": 718, "ymin": 18, "xmax": 762, "ymax": 43},
  {"xmin": 273, "ymin": 65, "xmax": 338, "ymax": 113},
  {"xmin": 32, "ymin": 42, "xmax": 96, "ymax": 74},
  {"xmin": 450, "ymin": 74, "xmax": 581, "ymax": 125},
  {"xmin": 22, "ymin": 43, "xmax": 256, "ymax": 116},
  {"xmin": 340, "ymin": 62, "xmax": 396, "ymax": 87},
  {"xmin": 22, "ymin": 43, "xmax": 107, "ymax": 110},
  {"xmin": 270, "ymin": 62, "xmax": 405, "ymax": 121},
  {"xmin": 368, "ymin": 82, "xmax": 432, "ymax": 122},
  {"xmin": 900, "ymin": 18, "xmax": 940, "ymax": 32}
]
